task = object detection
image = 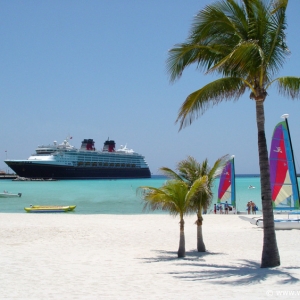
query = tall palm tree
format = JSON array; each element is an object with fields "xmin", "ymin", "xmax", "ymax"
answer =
[
  {"xmin": 167, "ymin": 0, "xmax": 300, "ymax": 268},
  {"xmin": 160, "ymin": 156, "xmax": 227, "ymax": 252},
  {"xmin": 138, "ymin": 177, "xmax": 208, "ymax": 257}
]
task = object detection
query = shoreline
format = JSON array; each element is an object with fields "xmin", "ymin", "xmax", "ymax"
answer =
[{"xmin": 0, "ymin": 213, "xmax": 299, "ymax": 299}]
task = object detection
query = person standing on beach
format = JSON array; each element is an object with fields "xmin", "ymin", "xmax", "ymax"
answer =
[
  {"xmin": 251, "ymin": 202, "xmax": 257, "ymax": 214},
  {"xmin": 219, "ymin": 204, "xmax": 223, "ymax": 214},
  {"xmin": 224, "ymin": 201, "xmax": 229, "ymax": 214},
  {"xmin": 247, "ymin": 202, "xmax": 251, "ymax": 214},
  {"xmin": 214, "ymin": 204, "xmax": 217, "ymax": 214}
]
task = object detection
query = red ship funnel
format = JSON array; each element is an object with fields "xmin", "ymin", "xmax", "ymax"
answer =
[
  {"xmin": 103, "ymin": 140, "xmax": 115, "ymax": 152},
  {"xmin": 80, "ymin": 139, "xmax": 95, "ymax": 151}
]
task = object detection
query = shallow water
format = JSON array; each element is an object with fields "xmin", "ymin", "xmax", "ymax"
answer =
[{"xmin": 0, "ymin": 175, "xmax": 264, "ymax": 214}]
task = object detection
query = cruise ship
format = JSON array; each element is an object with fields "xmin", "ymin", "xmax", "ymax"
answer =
[{"xmin": 5, "ymin": 138, "xmax": 151, "ymax": 179}]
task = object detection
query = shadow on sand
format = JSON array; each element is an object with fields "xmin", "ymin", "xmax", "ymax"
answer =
[
  {"xmin": 141, "ymin": 249, "xmax": 221, "ymax": 263},
  {"xmin": 140, "ymin": 250, "xmax": 300, "ymax": 285}
]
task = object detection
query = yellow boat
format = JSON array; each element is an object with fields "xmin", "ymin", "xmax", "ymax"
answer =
[{"xmin": 24, "ymin": 205, "xmax": 76, "ymax": 213}]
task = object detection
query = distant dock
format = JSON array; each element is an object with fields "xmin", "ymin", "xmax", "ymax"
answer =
[{"xmin": 0, "ymin": 174, "xmax": 18, "ymax": 180}]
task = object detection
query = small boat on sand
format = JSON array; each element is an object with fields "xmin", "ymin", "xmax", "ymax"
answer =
[
  {"xmin": 239, "ymin": 215, "xmax": 300, "ymax": 230},
  {"xmin": 0, "ymin": 191, "xmax": 22, "ymax": 198},
  {"xmin": 256, "ymin": 217, "xmax": 300, "ymax": 230},
  {"xmin": 24, "ymin": 205, "xmax": 76, "ymax": 213}
]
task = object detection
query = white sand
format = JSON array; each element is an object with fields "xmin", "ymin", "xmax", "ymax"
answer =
[{"xmin": 0, "ymin": 213, "xmax": 299, "ymax": 299}]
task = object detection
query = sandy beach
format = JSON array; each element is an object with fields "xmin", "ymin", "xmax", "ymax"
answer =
[{"xmin": 0, "ymin": 213, "xmax": 299, "ymax": 299}]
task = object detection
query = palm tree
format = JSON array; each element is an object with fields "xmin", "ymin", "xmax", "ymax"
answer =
[
  {"xmin": 138, "ymin": 177, "xmax": 208, "ymax": 257},
  {"xmin": 167, "ymin": 0, "xmax": 300, "ymax": 268},
  {"xmin": 160, "ymin": 156, "xmax": 227, "ymax": 252}
]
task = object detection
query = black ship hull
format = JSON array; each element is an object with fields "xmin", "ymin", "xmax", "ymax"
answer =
[{"xmin": 6, "ymin": 162, "xmax": 151, "ymax": 179}]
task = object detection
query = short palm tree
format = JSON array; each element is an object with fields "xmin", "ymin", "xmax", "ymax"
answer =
[
  {"xmin": 167, "ymin": 0, "xmax": 300, "ymax": 268},
  {"xmin": 138, "ymin": 177, "xmax": 208, "ymax": 257},
  {"xmin": 160, "ymin": 156, "xmax": 227, "ymax": 252}
]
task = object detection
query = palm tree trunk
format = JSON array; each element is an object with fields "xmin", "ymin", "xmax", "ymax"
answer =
[
  {"xmin": 178, "ymin": 217, "xmax": 186, "ymax": 258},
  {"xmin": 196, "ymin": 211, "xmax": 206, "ymax": 252},
  {"xmin": 255, "ymin": 101, "xmax": 280, "ymax": 268}
]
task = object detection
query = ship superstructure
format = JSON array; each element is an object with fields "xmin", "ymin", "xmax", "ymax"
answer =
[{"xmin": 5, "ymin": 138, "xmax": 151, "ymax": 179}]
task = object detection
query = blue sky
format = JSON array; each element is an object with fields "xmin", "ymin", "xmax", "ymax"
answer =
[{"xmin": 1, "ymin": 0, "xmax": 300, "ymax": 175}]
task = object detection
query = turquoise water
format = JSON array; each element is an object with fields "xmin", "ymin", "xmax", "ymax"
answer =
[{"xmin": 0, "ymin": 176, "xmax": 263, "ymax": 214}]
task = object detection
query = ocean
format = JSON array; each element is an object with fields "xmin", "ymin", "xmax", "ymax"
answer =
[{"xmin": 0, "ymin": 175, "xmax": 263, "ymax": 214}]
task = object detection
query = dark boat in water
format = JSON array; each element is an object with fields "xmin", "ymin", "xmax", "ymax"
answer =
[{"xmin": 5, "ymin": 138, "xmax": 151, "ymax": 179}]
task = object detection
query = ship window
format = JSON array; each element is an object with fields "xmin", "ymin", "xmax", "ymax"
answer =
[
  {"xmin": 126, "ymin": 164, "xmax": 131, "ymax": 167},
  {"xmin": 92, "ymin": 162, "xmax": 97, "ymax": 167},
  {"xmin": 103, "ymin": 163, "xmax": 108, "ymax": 167},
  {"xmin": 109, "ymin": 163, "xmax": 114, "ymax": 167},
  {"xmin": 116, "ymin": 163, "xmax": 120, "ymax": 167},
  {"xmin": 98, "ymin": 162, "xmax": 103, "ymax": 166},
  {"xmin": 121, "ymin": 163, "xmax": 125, "ymax": 167},
  {"xmin": 85, "ymin": 162, "xmax": 90, "ymax": 166},
  {"xmin": 131, "ymin": 164, "xmax": 136, "ymax": 168}
]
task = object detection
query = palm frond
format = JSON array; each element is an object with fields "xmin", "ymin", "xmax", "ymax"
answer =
[
  {"xmin": 274, "ymin": 77, "xmax": 300, "ymax": 99},
  {"xmin": 208, "ymin": 154, "xmax": 230, "ymax": 181},
  {"xmin": 208, "ymin": 41, "xmax": 264, "ymax": 77},
  {"xmin": 248, "ymin": 0, "xmax": 271, "ymax": 42},
  {"xmin": 216, "ymin": 0, "xmax": 248, "ymax": 39},
  {"xmin": 141, "ymin": 186, "xmax": 174, "ymax": 212},
  {"xmin": 167, "ymin": 0, "xmax": 252, "ymax": 82},
  {"xmin": 176, "ymin": 156, "xmax": 201, "ymax": 184},
  {"xmin": 137, "ymin": 180, "xmax": 193, "ymax": 216},
  {"xmin": 159, "ymin": 167, "xmax": 183, "ymax": 181},
  {"xmin": 190, "ymin": 2, "xmax": 242, "ymax": 42},
  {"xmin": 264, "ymin": 0, "xmax": 289, "ymax": 76},
  {"xmin": 271, "ymin": 0, "xmax": 288, "ymax": 14},
  {"xmin": 166, "ymin": 43, "xmax": 225, "ymax": 82},
  {"xmin": 186, "ymin": 176, "xmax": 209, "ymax": 203},
  {"xmin": 176, "ymin": 77, "xmax": 246, "ymax": 130},
  {"xmin": 199, "ymin": 159, "xmax": 209, "ymax": 176}
]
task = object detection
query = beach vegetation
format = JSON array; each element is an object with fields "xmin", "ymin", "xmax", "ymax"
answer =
[
  {"xmin": 166, "ymin": 0, "xmax": 300, "ymax": 268},
  {"xmin": 138, "ymin": 176, "xmax": 208, "ymax": 258},
  {"xmin": 160, "ymin": 156, "xmax": 227, "ymax": 252}
]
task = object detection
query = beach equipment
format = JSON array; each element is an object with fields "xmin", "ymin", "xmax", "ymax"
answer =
[
  {"xmin": 270, "ymin": 114, "xmax": 300, "ymax": 211},
  {"xmin": 240, "ymin": 215, "xmax": 300, "ymax": 230},
  {"xmin": 257, "ymin": 218, "xmax": 300, "ymax": 230},
  {"xmin": 240, "ymin": 114, "xmax": 300, "ymax": 229},
  {"xmin": 24, "ymin": 205, "xmax": 76, "ymax": 213},
  {"xmin": 218, "ymin": 156, "xmax": 236, "ymax": 209},
  {"xmin": 0, "ymin": 191, "xmax": 22, "ymax": 198}
]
